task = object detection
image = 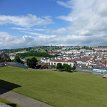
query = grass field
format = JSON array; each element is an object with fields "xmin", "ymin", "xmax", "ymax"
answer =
[
  {"xmin": 0, "ymin": 98, "xmax": 11, "ymax": 104},
  {"xmin": 25, "ymin": 56, "xmax": 43, "ymax": 60},
  {"xmin": 0, "ymin": 66, "xmax": 107, "ymax": 107}
]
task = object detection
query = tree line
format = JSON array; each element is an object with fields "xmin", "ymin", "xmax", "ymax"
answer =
[
  {"xmin": 57, "ymin": 63, "xmax": 76, "ymax": 72},
  {"xmin": 18, "ymin": 51, "xmax": 58, "ymax": 58}
]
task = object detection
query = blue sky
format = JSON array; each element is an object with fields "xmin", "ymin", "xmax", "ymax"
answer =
[
  {"xmin": 0, "ymin": 0, "xmax": 107, "ymax": 49},
  {"xmin": 0, "ymin": 0, "xmax": 69, "ymax": 32},
  {"xmin": 0, "ymin": 0, "xmax": 69, "ymax": 16}
]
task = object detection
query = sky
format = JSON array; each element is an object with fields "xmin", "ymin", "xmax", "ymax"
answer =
[{"xmin": 0, "ymin": 0, "xmax": 107, "ymax": 49}]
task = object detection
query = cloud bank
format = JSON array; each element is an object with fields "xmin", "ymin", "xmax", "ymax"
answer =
[
  {"xmin": 1, "ymin": 0, "xmax": 107, "ymax": 49},
  {"xmin": 0, "ymin": 14, "xmax": 52, "ymax": 27},
  {"xmin": 58, "ymin": 0, "xmax": 107, "ymax": 45},
  {"xmin": 0, "ymin": 32, "xmax": 57, "ymax": 49}
]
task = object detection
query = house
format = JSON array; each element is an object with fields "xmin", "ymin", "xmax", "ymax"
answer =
[
  {"xmin": 49, "ymin": 60, "xmax": 74, "ymax": 67},
  {"xmin": 48, "ymin": 52, "xmax": 60, "ymax": 55}
]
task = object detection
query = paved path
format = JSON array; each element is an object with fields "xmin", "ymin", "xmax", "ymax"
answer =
[
  {"xmin": 0, "ymin": 90, "xmax": 52, "ymax": 107},
  {"xmin": 0, "ymin": 103, "xmax": 11, "ymax": 107}
]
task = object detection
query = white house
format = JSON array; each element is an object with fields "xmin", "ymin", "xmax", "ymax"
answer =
[{"xmin": 49, "ymin": 60, "xmax": 74, "ymax": 67}]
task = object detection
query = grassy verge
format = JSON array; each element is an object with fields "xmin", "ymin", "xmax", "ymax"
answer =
[
  {"xmin": 0, "ymin": 98, "xmax": 10, "ymax": 104},
  {"xmin": 0, "ymin": 98, "xmax": 19, "ymax": 107}
]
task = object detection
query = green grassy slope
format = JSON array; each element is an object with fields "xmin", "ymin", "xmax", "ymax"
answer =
[{"xmin": 0, "ymin": 66, "xmax": 107, "ymax": 107}]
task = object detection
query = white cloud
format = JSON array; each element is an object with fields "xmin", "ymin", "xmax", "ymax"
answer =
[
  {"xmin": 0, "ymin": 32, "xmax": 36, "ymax": 48},
  {"xmin": 12, "ymin": 27, "xmax": 47, "ymax": 33},
  {"xmin": 1, "ymin": 0, "xmax": 107, "ymax": 49},
  {"xmin": 1, "ymin": 30, "xmax": 107, "ymax": 49},
  {"xmin": 0, "ymin": 32, "xmax": 58, "ymax": 49},
  {"xmin": 57, "ymin": 0, "xmax": 73, "ymax": 8},
  {"xmin": 57, "ymin": 0, "xmax": 107, "ymax": 45},
  {"xmin": 0, "ymin": 14, "xmax": 52, "ymax": 27}
]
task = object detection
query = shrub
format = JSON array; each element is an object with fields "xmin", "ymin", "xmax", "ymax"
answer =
[
  {"xmin": 63, "ymin": 64, "xmax": 72, "ymax": 72},
  {"xmin": 26, "ymin": 57, "xmax": 38, "ymax": 68},
  {"xmin": 57, "ymin": 63, "xmax": 63, "ymax": 71}
]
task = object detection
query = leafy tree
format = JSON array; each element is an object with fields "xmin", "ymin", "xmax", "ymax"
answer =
[
  {"xmin": 26, "ymin": 57, "xmax": 38, "ymax": 68},
  {"xmin": 63, "ymin": 64, "xmax": 72, "ymax": 72},
  {"xmin": 26, "ymin": 59, "xmax": 32, "ymax": 68},
  {"xmin": 18, "ymin": 51, "xmax": 58, "ymax": 59},
  {"xmin": 15, "ymin": 55, "xmax": 23, "ymax": 64},
  {"xmin": 57, "ymin": 63, "xmax": 63, "ymax": 71},
  {"xmin": 31, "ymin": 57, "xmax": 38, "ymax": 68}
]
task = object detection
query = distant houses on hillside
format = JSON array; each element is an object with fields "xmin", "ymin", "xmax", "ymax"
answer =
[{"xmin": 1, "ymin": 46, "xmax": 107, "ymax": 74}]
